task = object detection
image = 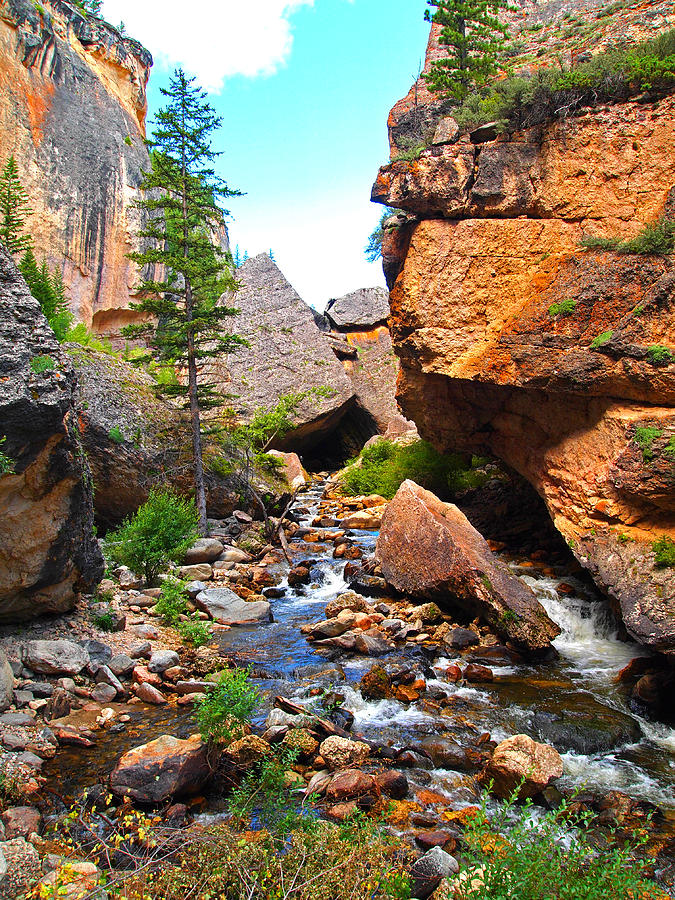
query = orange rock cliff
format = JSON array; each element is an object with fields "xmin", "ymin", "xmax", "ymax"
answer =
[
  {"xmin": 372, "ymin": 0, "xmax": 675, "ymax": 656},
  {"xmin": 0, "ymin": 0, "xmax": 156, "ymax": 332}
]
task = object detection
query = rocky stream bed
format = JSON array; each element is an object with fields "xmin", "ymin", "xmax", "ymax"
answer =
[{"xmin": 1, "ymin": 478, "xmax": 674, "ymax": 897}]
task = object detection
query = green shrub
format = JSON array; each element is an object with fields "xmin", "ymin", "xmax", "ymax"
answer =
[
  {"xmin": 196, "ymin": 667, "xmax": 261, "ymax": 746},
  {"xmin": 0, "ymin": 438, "xmax": 13, "ymax": 476},
  {"xmin": 30, "ymin": 354, "xmax": 56, "ymax": 373},
  {"xmin": 548, "ymin": 299, "xmax": 576, "ymax": 317},
  {"xmin": 633, "ymin": 426, "xmax": 663, "ymax": 462},
  {"xmin": 590, "ymin": 331, "xmax": 614, "ymax": 349},
  {"xmin": 108, "ymin": 425, "xmax": 124, "ymax": 444},
  {"xmin": 456, "ymin": 790, "xmax": 662, "ymax": 899},
  {"xmin": 177, "ymin": 615, "xmax": 212, "ymax": 647},
  {"xmin": 582, "ymin": 217, "xmax": 675, "ymax": 256},
  {"xmin": 228, "ymin": 747, "xmax": 307, "ymax": 835},
  {"xmin": 665, "ymin": 437, "xmax": 675, "ymax": 460},
  {"xmin": 652, "ymin": 535, "xmax": 675, "ymax": 568},
  {"xmin": 155, "ymin": 579, "xmax": 189, "ymax": 625},
  {"xmin": 105, "ymin": 488, "xmax": 199, "ymax": 585},
  {"xmin": 65, "ymin": 322, "xmax": 114, "ymax": 354},
  {"xmin": 92, "ymin": 612, "xmax": 115, "ymax": 632},
  {"xmin": 646, "ymin": 344, "xmax": 674, "ymax": 365}
]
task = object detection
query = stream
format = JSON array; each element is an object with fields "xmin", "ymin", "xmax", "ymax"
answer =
[{"xmin": 47, "ymin": 481, "xmax": 675, "ymax": 851}]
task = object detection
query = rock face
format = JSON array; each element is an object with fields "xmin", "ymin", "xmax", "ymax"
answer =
[
  {"xmin": 110, "ymin": 734, "xmax": 210, "ymax": 803},
  {"xmin": 219, "ymin": 255, "xmax": 355, "ymax": 453},
  {"xmin": 0, "ymin": 0, "xmax": 159, "ymax": 330},
  {"xmin": 372, "ymin": 1, "xmax": 675, "ymax": 655},
  {"xmin": 0, "ymin": 247, "xmax": 102, "ymax": 622},
  {"xmin": 376, "ymin": 481, "xmax": 560, "ymax": 654}
]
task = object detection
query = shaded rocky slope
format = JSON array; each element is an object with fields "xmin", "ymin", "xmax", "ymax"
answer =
[
  {"xmin": 372, "ymin": 1, "xmax": 675, "ymax": 656},
  {"xmin": 0, "ymin": 0, "xmax": 157, "ymax": 331},
  {"xmin": 0, "ymin": 245, "xmax": 102, "ymax": 623}
]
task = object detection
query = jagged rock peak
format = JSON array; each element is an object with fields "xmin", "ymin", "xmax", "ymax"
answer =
[
  {"xmin": 324, "ymin": 287, "xmax": 390, "ymax": 331},
  {"xmin": 0, "ymin": 243, "xmax": 102, "ymax": 623}
]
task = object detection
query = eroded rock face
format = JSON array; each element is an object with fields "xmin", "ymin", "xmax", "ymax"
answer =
[
  {"xmin": 372, "ymin": 9, "xmax": 675, "ymax": 656},
  {"xmin": 0, "ymin": 247, "xmax": 102, "ymax": 623},
  {"xmin": 218, "ymin": 255, "xmax": 355, "ymax": 452},
  {"xmin": 376, "ymin": 481, "xmax": 560, "ymax": 654},
  {"xmin": 0, "ymin": 0, "xmax": 158, "ymax": 329}
]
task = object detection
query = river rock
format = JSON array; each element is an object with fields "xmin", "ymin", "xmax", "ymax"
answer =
[
  {"xmin": 226, "ymin": 735, "xmax": 271, "ymax": 769},
  {"xmin": 325, "ymin": 769, "xmax": 377, "ymax": 802},
  {"xmin": 376, "ymin": 481, "xmax": 560, "ymax": 654},
  {"xmin": 195, "ymin": 589, "xmax": 271, "ymax": 626},
  {"xmin": 0, "ymin": 651, "xmax": 13, "ymax": 713},
  {"xmin": 1, "ymin": 806, "xmax": 41, "ymax": 840},
  {"xmin": 110, "ymin": 734, "xmax": 210, "ymax": 803},
  {"xmin": 480, "ymin": 734, "xmax": 563, "ymax": 799},
  {"xmin": 409, "ymin": 846, "xmax": 460, "ymax": 900},
  {"xmin": 148, "ymin": 651, "xmax": 180, "ymax": 674},
  {"xmin": 134, "ymin": 684, "xmax": 167, "ymax": 705},
  {"xmin": 23, "ymin": 641, "xmax": 89, "ymax": 676},
  {"xmin": 375, "ymin": 770, "xmax": 409, "ymax": 799},
  {"xmin": 445, "ymin": 627, "xmax": 480, "ymax": 650},
  {"xmin": 354, "ymin": 629, "xmax": 394, "ymax": 656},
  {"xmin": 320, "ymin": 736, "xmax": 370, "ymax": 770},
  {"xmin": 307, "ymin": 619, "xmax": 352, "ymax": 640},
  {"xmin": 360, "ymin": 664, "xmax": 393, "ymax": 700},
  {"xmin": 109, "ymin": 654, "xmax": 135, "ymax": 677},
  {"xmin": 184, "ymin": 538, "xmax": 224, "ymax": 565},
  {"xmin": 325, "ymin": 592, "xmax": 371, "ymax": 618},
  {"xmin": 179, "ymin": 563, "xmax": 213, "ymax": 581}
]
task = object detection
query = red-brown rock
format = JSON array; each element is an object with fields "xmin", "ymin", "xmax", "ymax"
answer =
[
  {"xmin": 110, "ymin": 735, "xmax": 210, "ymax": 803},
  {"xmin": 480, "ymin": 734, "xmax": 563, "ymax": 799}
]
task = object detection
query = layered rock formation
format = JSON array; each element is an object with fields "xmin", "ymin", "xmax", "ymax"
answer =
[
  {"xmin": 0, "ymin": 245, "xmax": 102, "ymax": 622},
  {"xmin": 0, "ymin": 0, "xmax": 155, "ymax": 330},
  {"xmin": 372, "ymin": 1, "xmax": 675, "ymax": 654}
]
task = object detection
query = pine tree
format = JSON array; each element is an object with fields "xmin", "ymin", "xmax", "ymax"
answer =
[
  {"xmin": 19, "ymin": 251, "xmax": 73, "ymax": 341},
  {"xmin": 0, "ymin": 156, "xmax": 32, "ymax": 255},
  {"xmin": 424, "ymin": 0, "xmax": 512, "ymax": 100},
  {"xmin": 125, "ymin": 68, "xmax": 245, "ymax": 534}
]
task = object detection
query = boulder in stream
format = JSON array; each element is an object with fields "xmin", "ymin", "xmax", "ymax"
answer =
[
  {"xmin": 376, "ymin": 481, "xmax": 560, "ymax": 655},
  {"xmin": 110, "ymin": 734, "xmax": 210, "ymax": 803},
  {"xmin": 195, "ymin": 588, "xmax": 271, "ymax": 626},
  {"xmin": 479, "ymin": 734, "xmax": 563, "ymax": 799}
]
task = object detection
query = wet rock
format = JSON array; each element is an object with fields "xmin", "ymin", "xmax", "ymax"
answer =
[
  {"xmin": 307, "ymin": 619, "xmax": 353, "ymax": 640},
  {"xmin": 360, "ymin": 665, "xmax": 393, "ymax": 700},
  {"xmin": 320, "ymin": 736, "xmax": 370, "ymax": 770},
  {"xmin": 419, "ymin": 738, "xmax": 477, "ymax": 772},
  {"xmin": 148, "ymin": 651, "xmax": 180, "ymax": 674},
  {"xmin": 226, "ymin": 735, "xmax": 271, "ymax": 769},
  {"xmin": 92, "ymin": 684, "xmax": 117, "ymax": 704},
  {"xmin": 463, "ymin": 664, "xmax": 494, "ymax": 683},
  {"xmin": 1, "ymin": 806, "xmax": 41, "ymax": 839},
  {"xmin": 184, "ymin": 538, "xmax": 224, "ymax": 565},
  {"xmin": 134, "ymin": 684, "xmax": 167, "ymax": 705},
  {"xmin": 354, "ymin": 629, "xmax": 394, "ymax": 656},
  {"xmin": 109, "ymin": 654, "xmax": 135, "ymax": 677},
  {"xmin": 531, "ymin": 700, "xmax": 641, "ymax": 755},
  {"xmin": 445, "ymin": 627, "xmax": 480, "ymax": 651},
  {"xmin": 24, "ymin": 641, "xmax": 89, "ymax": 676},
  {"xmin": 325, "ymin": 769, "xmax": 377, "ymax": 801},
  {"xmin": 325, "ymin": 592, "xmax": 371, "ymax": 618},
  {"xmin": 340, "ymin": 509, "xmax": 386, "ymax": 530},
  {"xmin": 480, "ymin": 734, "xmax": 563, "ymax": 799},
  {"xmin": 409, "ymin": 846, "xmax": 459, "ymax": 900},
  {"xmin": 325, "ymin": 800, "xmax": 360, "ymax": 822},
  {"xmin": 288, "ymin": 566, "xmax": 311, "ymax": 587},
  {"xmin": 416, "ymin": 831, "xmax": 456, "ymax": 852},
  {"xmin": 314, "ymin": 634, "xmax": 357, "ymax": 653},
  {"xmin": 175, "ymin": 681, "xmax": 211, "ymax": 695},
  {"xmin": 132, "ymin": 665, "xmax": 162, "ymax": 688},
  {"xmin": 376, "ymin": 481, "xmax": 560, "ymax": 655},
  {"xmin": 195, "ymin": 589, "xmax": 271, "ymax": 626},
  {"xmin": 375, "ymin": 770, "xmax": 409, "ymax": 799},
  {"xmin": 110, "ymin": 734, "xmax": 210, "ymax": 803}
]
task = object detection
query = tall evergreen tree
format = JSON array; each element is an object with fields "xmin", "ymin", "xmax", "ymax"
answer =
[
  {"xmin": 19, "ymin": 250, "xmax": 73, "ymax": 341},
  {"xmin": 125, "ymin": 68, "xmax": 245, "ymax": 534},
  {"xmin": 0, "ymin": 156, "xmax": 32, "ymax": 255},
  {"xmin": 424, "ymin": 0, "xmax": 512, "ymax": 100}
]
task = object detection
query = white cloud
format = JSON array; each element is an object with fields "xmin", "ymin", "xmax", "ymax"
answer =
[{"xmin": 102, "ymin": 0, "xmax": 315, "ymax": 91}]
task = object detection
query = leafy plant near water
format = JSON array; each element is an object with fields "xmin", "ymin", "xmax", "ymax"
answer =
[
  {"xmin": 581, "ymin": 216, "xmax": 675, "ymax": 257},
  {"xmin": 456, "ymin": 789, "xmax": 663, "ymax": 899},
  {"xmin": 340, "ymin": 439, "xmax": 491, "ymax": 501},
  {"xmin": 452, "ymin": 29, "xmax": 675, "ymax": 133},
  {"xmin": 652, "ymin": 535, "xmax": 675, "ymax": 568},
  {"xmin": 0, "ymin": 437, "xmax": 13, "ymax": 476},
  {"xmin": 548, "ymin": 299, "xmax": 576, "ymax": 317},
  {"xmin": 227, "ymin": 746, "xmax": 309, "ymax": 836},
  {"xmin": 177, "ymin": 615, "xmax": 212, "ymax": 647},
  {"xmin": 633, "ymin": 426, "xmax": 663, "ymax": 462},
  {"xmin": 105, "ymin": 488, "xmax": 199, "ymax": 585},
  {"xmin": 196, "ymin": 667, "xmax": 261, "ymax": 746},
  {"xmin": 154, "ymin": 579, "xmax": 189, "ymax": 626}
]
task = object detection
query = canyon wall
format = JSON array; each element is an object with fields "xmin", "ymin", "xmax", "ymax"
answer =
[
  {"xmin": 0, "ymin": 0, "xmax": 154, "ymax": 331},
  {"xmin": 373, "ymin": 0, "xmax": 675, "ymax": 655}
]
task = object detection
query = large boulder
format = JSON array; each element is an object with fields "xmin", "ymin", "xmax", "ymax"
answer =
[
  {"xmin": 220, "ymin": 255, "xmax": 355, "ymax": 452},
  {"xmin": 110, "ymin": 735, "xmax": 210, "ymax": 803},
  {"xmin": 480, "ymin": 734, "xmax": 563, "ymax": 799},
  {"xmin": 23, "ymin": 640, "xmax": 89, "ymax": 676},
  {"xmin": 376, "ymin": 481, "xmax": 560, "ymax": 654},
  {"xmin": 0, "ymin": 247, "xmax": 102, "ymax": 622},
  {"xmin": 195, "ymin": 588, "xmax": 272, "ymax": 626},
  {"xmin": 324, "ymin": 287, "xmax": 390, "ymax": 331}
]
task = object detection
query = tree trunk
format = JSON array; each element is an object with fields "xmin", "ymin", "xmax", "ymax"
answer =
[{"xmin": 185, "ymin": 277, "xmax": 208, "ymax": 536}]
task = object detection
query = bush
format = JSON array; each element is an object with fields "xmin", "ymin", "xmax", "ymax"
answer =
[
  {"xmin": 228, "ymin": 746, "xmax": 308, "ymax": 835},
  {"xmin": 582, "ymin": 217, "xmax": 675, "ymax": 257},
  {"xmin": 177, "ymin": 615, "xmax": 212, "ymax": 647},
  {"xmin": 633, "ymin": 426, "xmax": 663, "ymax": 462},
  {"xmin": 340, "ymin": 439, "xmax": 490, "ymax": 501},
  {"xmin": 590, "ymin": 330, "xmax": 614, "ymax": 349},
  {"xmin": 456, "ymin": 790, "xmax": 662, "ymax": 899},
  {"xmin": 92, "ymin": 612, "xmax": 115, "ymax": 632},
  {"xmin": 196, "ymin": 667, "xmax": 261, "ymax": 746},
  {"xmin": 30, "ymin": 354, "xmax": 56, "ymax": 373},
  {"xmin": 65, "ymin": 322, "xmax": 114, "ymax": 354},
  {"xmin": 646, "ymin": 344, "xmax": 674, "ymax": 365},
  {"xmin": 548, "ymin": 299, "xmax": 576, "ymax": 317},
  {"xmin": 652, "ymin": 535, "xmax": 675, "ymax": 568},
  {"xmin": 0, "ymin": 437, "xmax": 13, "ymax": 476},
  {"xmin": 155, "ymin": 579, "xmax": 189, "ymax": 625},
  {"xmin": 108, "ymin": 425, "xmax": 125, "ymax": 444},
  {"xmin": 105, "ymin": 488, "xmax": 199, "ymax": 585}
]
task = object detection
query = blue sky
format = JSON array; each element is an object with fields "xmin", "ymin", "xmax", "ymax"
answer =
[{"xmin": 101, "ymin": 0, "xmax": 430, "ymax": 310}]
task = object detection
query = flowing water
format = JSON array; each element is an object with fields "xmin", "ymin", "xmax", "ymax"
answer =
[{"xmin": 48, "ymin": 482, "xmax": 675, "ymax": 831}]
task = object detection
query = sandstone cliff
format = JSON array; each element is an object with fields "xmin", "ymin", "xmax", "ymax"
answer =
[
  {"xmin": 0, "ymin": 244, "xmax": 102, "ymax": 622},
  {"xmin": 0, "ymin": 0, "xmax": 155, "ymax": 331},
  {"xmin": 373, "ymin": 1, "xmax": 675, "ymax": 656}
]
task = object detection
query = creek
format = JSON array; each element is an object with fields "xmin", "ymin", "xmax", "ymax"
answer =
[{"xmin": 46, "ymin": 481, "xmax": 675, "ymax": 845}]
